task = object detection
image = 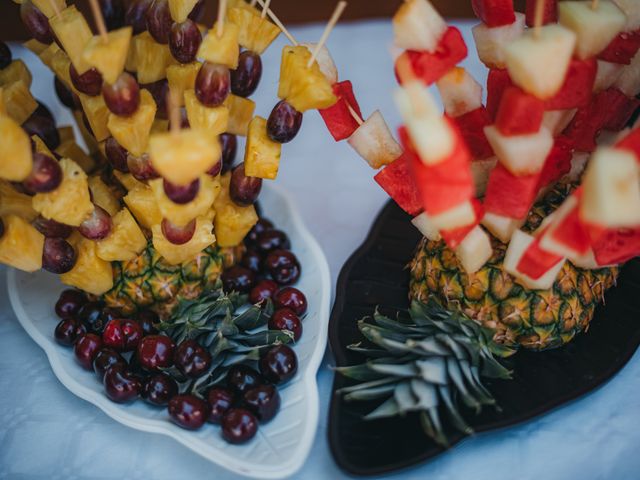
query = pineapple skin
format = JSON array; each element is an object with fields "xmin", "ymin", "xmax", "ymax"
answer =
[{"xmin": 409, "ymin": 183, "xmax": 619, "ymax": 350}]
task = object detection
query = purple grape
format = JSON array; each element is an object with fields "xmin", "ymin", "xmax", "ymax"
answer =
[
  {"xmin": 23, "ymin": 111, "xmax": 60, "ymax": 150},
  {"xmin": 163, "ymin": 178, "xmax": 200, "ymax": 204},
  {"xmin": 161, "ymin": 219, "xmax": 196, "ymax": 245},
  {"xmin": 127, "ymin": 153, "xmax": 159, "ymax": 180},
  {"xmin": 142, "ymin": 78, "xmax": 169, "ymax": 119},
  {"xmin": 102, "ymin": 72, "xmax": 141, "ymax": 117},
  {"xmin": 207, "ymin": 158, "xmax": 222, "ymax": 177},
  {"xmin": 0, "ymin": 42, "xmax": 12, "ymax": 70},
  {"xmin": 169, "ymin": 19, "xmax": 202, "ymax": 64},
  {"xmin": 267, "ymin": 100, "xmax": 303, "ymax": 143},
  {"xmin": 78, "ymin": 206, "xmax": 113, "ymax": 240},
  {"xmin": 146, "ymin": 0, "xmax": 173, "ymax": 44},
  {"xmin": 125, "ymin": 0, "xmax": 153, "ymax": 34},
  {"xmin": 195, "ymin": 62, "xmax": 230, "ymax": 107},
  {"xmin": 33, "ymin": 217, "xmax": 72, "ymax": 238},
  {"xmin": 54, "ymin": 77, "xmax": 77, "ymax": 109},
  {"xmin": 42, "ymin": 238, "xmax": 77, "ymax": 274},
  {"xmin": 105, "ymin": 137, "xmax": 130, "ymax": 172},
  {"xmin": 70, "ymin": 65, "xmax": 103, "ymax": 97},
  {"xmin": 229, "ymin": 163, "xmax": 262, "ymax": 207},
  {"xmin": 220, "ymin": 133, "xmax": 237, "ymax": 174},
  {"xmin": 0, "ymin": 218, "xmax": 4, "ymax": 239},
  {"xmin": 188, "ymin": 0, "xmax": 205, "ymax": 22},
  {"xmin": 231, "ymin": 51, "xmax": 262, "ymax": 98},
  {"xmin": 100, "ymin": 0, "xmax": 125, "ymax": 30},
  {"xmin": 23, "ymin": 153, "xmax": 62, "ymax": 194},
  {"xmin": 20, "ymin": 0, "xmax": 53, "ymax": 44}
]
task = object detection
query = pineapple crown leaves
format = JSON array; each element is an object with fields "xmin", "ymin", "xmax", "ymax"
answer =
[{"xmin": 336, "ymin": 299, "xmax": 516, "ymax": 447}]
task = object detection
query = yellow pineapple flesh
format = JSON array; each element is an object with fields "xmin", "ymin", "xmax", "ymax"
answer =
[
  {"xmin": 49, "ymin": 5, "xmax": 93, "ymax": 74},
  {"xmin": 197, "ymin": 23, "xmax": 240, "ymax": 69},
  {"xmin": 134, "ymin": 32, "xmax": 175, "ymax": 84},
  {"xmin": 32, "ymin": 135, "xmax": 55, "ymax": 158},
  {"xmin": 224, "ymin": 94, "xmax": 255, "ymax": 136},
  {"xmin": 61, "ymin": 234, "xmax": 114, "ymax": 295},
  {"xmin": 96, "ymin": 208, "xmax": 148, "ymax": 262},
  {"xmin": 167, "ymin": 62, "xmax": 202, "ymax": 107},
  {"xmin": 114, "ymin": 170, "xmax": 146, "ymax": 191},
  {"xmin": 72, "ymin": 110, "xmax": 101, "ymax": 156},
  {"xmin": 32, "ymin": 0, "xmax": 66, "ymax": 18},
  {"xmin": 152, "ymin": 215, "xmax": 216, "ymax": 265},
  {"xmin": 123, "ymin": 184, "xmax": 163, "ymax": 229},
  {"xmin": 214, "ymin": 174, "xmax": 258, "ymax": 247},
  {"xmin": 82, "ymin": 27, "xmax": 133, "ymax": 84},
  {"xmin": 244, "ymin": 115, "xmax": 281, "ymax": 180},
  {"xmin": 3, "ymin": 80, "xmax": 37, "ymax": 124},
  {"xmin": 88, "ymin": 176, "xmax": 121, "ymax": 216},
  {"xmin": 228, "ymin": 6, "xmax": 281, "ymax": 55},
  {"xmin": 184, "ymin": 89, "xmax": 229, "ymax": 135},
  {"xmin": 38, "ymin": 42, "xmax": 62, "ymax": 72},
  {"xmin": 23, "ymin": 39, "xmax": 49, "ymax": 56},
  {"xmin": 57, "ymin": 126, "xmax": 75, "ymax": 144},
  {"xmin": 0, "ymin": 115, "xmax": 32, "ymax": 182},
  {"xmin": 0, "ymin": 181, "xmax": 38, "ymax": 221},
  {"xmin": 0, "ymin": 214, "xmax": 44, "ymax": 272},
  {"xmin": 0, "ymin": 60, "xmax": 32, "ymax": 88},
  {"xmin": 32, "ymin": 158, "xmax": 94, "ymax": 226},
  {"xmin": 56, "ymin": 140, "xmax": 96, "ymax": 173},
  {"xmin": 149, "ymin": 174, "xmax": 220, "ymax": 227},
  {"xmin": 78, "ymin": 93, "xmax": 111, "ymax": 142},
  {"xmin": 107, "ymin": 89, "xmax": 157, "ymax": 156},
  {"xmin": 168, "ymin": 0, "xmax": 201, "ymax": 23}
]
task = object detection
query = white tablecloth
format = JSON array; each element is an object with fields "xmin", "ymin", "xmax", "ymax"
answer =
[{"xmin": 2, "ymin": 19, "xmax": 640, "ymax": 480}]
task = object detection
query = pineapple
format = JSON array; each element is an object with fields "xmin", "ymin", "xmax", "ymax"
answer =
[
  {"xmin": 49, "ymin": 5, "xmax": 93, "ymax": 74},
  {"xmin": 0, "ymin": 214, "xmax": 44, "ymax": 272},
  {"xmin": 114, "ymin": 170, "xmax": 147, "ymax": 192},
  {"xmin": 152, "ymin": 215, "xmax": 216, "ymax": 265},
  {"xmin": 96, "ymin": 208, "xmax": 148, "ymax": 262},
  {"xmin": 61, "ymin": 234, "xmax": 114, "ymax": 295},
  {"xmin": 3, "ymin": 80, "xmax": 37, "ymax": 124},
  {"xmin": 82, "ymin": 27, "xmax": 133, "ymax": 84},
  {"xmin": 244, "ymin": 116, "xmax": 281, "ymax": 180},
  {"xmin": 0, "ymin": 60, "xmax": 32, "ymax": 88},
  {"xmin": 197, "ymin": 23, "xmax": 240, "ymax": 69},
  {"xmin": 0, "ymin": 181, "xmax": 37, "ymax": 221},
  {"xmin": 49, "ymin": 48, "xmax": 73, "ymax": 90},
  {"xmin": 409, "ymin": 183, "xmax": 619, "ymax": 350},
  {"xmin": 224, "ymin": 94, "xmax": 255, "ymax": 136},
  {"xmin": 23, "ymin": 39, "xmax": 49, "ymax": 57},
  {"xmin": 0, "ymin": 115, "xmax": 32, "ymax": 182},
  {"xmin": 32, "ymin": 0, "xmax": 66, "ymax": 18},
  {"xmin": 107, "ymin": 89, "xmax": 157, "ymax": 157},
  {"xmin": 168, "ymin": 0, "xmax": 201, "ymax": 23},
  {"xmin": 228, "ymin": 6, "xmax": 281, "ymax": 55},
  {"xmin": 57, "ymin": 126, "xmax": 75, "ymax": 144},
  {"xmin": 88, "ymin": 176, "xmax": 121, "ymax": 216},
  {"xmin": 32, "ymin": 135, "xmax": 55, "ymax": 158},
  {"xmin": 133, "ymin": 32, "xmax": 175, "ymax": 84},
  {"xmin": 278, "ymin": 45, "xmax": 337, "ymax": 112},
  {"xmin": 123, "ymin": 184, "xmax": 163, "ymax": 229},
  {"xmin": 214, "ymin": 174, "xmax": 259, "ymax": 247},
  {"xmin": 56, "ymin": 140, "xmax": 96, "ymax": 174},
  {"xmin": 167, "ymin": 63, "xmax": 202, "ymax": 107},
  {"xmin": 38, "ymin": 42, "xmax": 62, "ymax": 73},
  {"xmin": 149, "ymin": 174, "xmax": 220, "ymax": 227},
  {"xmin": 72, "ymin": 111, "xmax": 100, "ymax": 156},
  {"xmin": 185, "ymin": 89, "xmax": 229, "ymax": 135},
  {"xmin": 78, "ymin": 93, "xmax": 111, "ymax": 142},
  {"xmin": 32, "ymin": 158, "xmax": 94, "ymax": 226}
]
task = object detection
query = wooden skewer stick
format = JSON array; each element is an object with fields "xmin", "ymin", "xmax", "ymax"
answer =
[
  {"xmin": 347, "ymin": 104, "xmax": 363, "ymax": 126},
  {"xmin": 307, "ymin": 1, "xmax": 347, "ymax": 68},
  {"xmin": 592, "ymin": 0, "xmax": 600, "ymax": 10},
  {"xmin": 89, "ymin": 0, "xmax": 109, "ymax": 43},
  {"xmin": 48, "ymin": 0, "xmax": 61, "ymax": 17},
  {"xmin": 217, "ymin": 0, "xmax": 228, "ymax": 38},
  {"xmin": 167, "ymin": 90, "xmax": 181, "ymax": 134},
  {"xmin": 261, "ymin": 0, "xmax": 272, "ymax": 19},
  {"xmin": 250, "ymin": 0, "xmax": 258, "ymax": 6},
  {"xmin": 533, "ymin": 0, "xmax": 545, "ymax": 39},
  {"xmin": 254, "ymin": 0, "xmax": 298, "ymax": 46}
]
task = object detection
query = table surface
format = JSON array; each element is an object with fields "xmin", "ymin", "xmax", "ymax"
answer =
[{"xmin": 2, "ymin": 19, "xmax": 640, "ymax": 480}]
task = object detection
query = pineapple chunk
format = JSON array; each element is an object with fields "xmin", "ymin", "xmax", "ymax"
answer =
[
  {"xmin": 61, "ymin": 235, "xmax": 113, "ymax": 295},
  {"xmin": 23, "ymin": 39, "xmax": 49, "ymax": 56},
  {"xmin": 224, "ymin": 94, "xmax": 255, "ymax": 136},
  {"xmin": 50, "ymin": 48, "xmax": 73, "ymax": 90},
  {"xmin": 32, "ymin": 0, "xmax": 66, "ymax": 18},
  {"xmin": 56, "ymin": 140, "xmax": 96, "ymax": 173},
  {"xmin": 0, "ymin": 60, "xmax": 32, "ymax": 88},
  {"xmin": 114, "ymin": 170, "xmax": 146, "ymax": 192},
  {"xmin": 96, "ymin": 208, "xmax": 147, "ymax": 262},
  {"xmin": 348, "ymin": 110, "xmax": 403, "ymax": 169},
  {"xmin": 504, "ymin": 25, "xmax": 577, "ymax": 99},
  {"xmin": 455, "ymin": 225, "xmax": 493, "ymax": 274},
  {"xmin": 197, "ymin": 23, "xmax": 240, "ymax": 69},
  {"xmin": 78, "ymin": 93, "xmax": 110, "ymax": 142},
  {"xmin": 0, "ymin": 115, "xmax": 32, "ymax": 182},
  {"xmin": 0, "ymin": 215, "xmax": 44, "ymax": 272},
  {"xmin": 123, "ymin": 185, "xmax": 163, "ymax": 228},
  {"xmin": 436, "ymin": 67, "xmax": 483, "ymax": 118},
  {"xmin": 559, "ymin": 1, "xmax": 626, "ymax": 60},
  {"xmin": 134, "ymin": 32, "xmax": 175, "ymax": 84},
  {"xmin": 392, "ymin": 0, "xmax": 447, "ymax": 53},
  {"xmin": 32, "ymin": 158, "xmax": 94, "ymax": 226},
  {"xmin": 31, "ymin": 135, "xmax": 55, "ymax": 158},
  {"xmin": 151, "ymin": 118, "xmax": 170, "ymax": 134},
  {"xmin": 167, "ymin": 63, "xmax": 202, "ymax": 107},
  {"xmin": 38, "ymin": 42, "xmax": 62, "ymax": 72},
  {"xmin": 82, "ymin": 27, "xmax": 133, "ymax": 84},
  {"xmin": 504, "ymin": 230, "xmax": 566, "ymax": 290},
  {"xmin": 152, "ymin": 216, "xmax": 216, "ymax": 265},
  {"xmin": 472, "ymin": 13, "xmax": 526, "ymax": 69},
  {"xmin": 49, "ymin": 5, "xmax": 93, "ymax": 74},
  {"xmin": 3, "ymin": 80, "xmax": 37, "ymax": 124},
  {"xmin": 228, "ymin": 6, "xmax": 281, "ymax": 55},
  {"xmin": 57, "ymin": 125, "xmax": 75, "ymax": 144},
  {"xmin": 149, "ymin": 129, "xmax": 220, "ymax": 186},
  {"xmin": 88, "ymin": 176, "xmax": 121, "ymax": 216},
  {"xmin": 149, "ymin": 175, "xmax": 220, "ymax": 227},
  {"xmin": 214, "ymin": 174, "xmax": 259, "ymax": 247},
  {"xmin": 0, "ymin": 181, "xmax": 38, "ymax": 221},
  {"xmin": 484, "ymin": 125, "xmax": 554, "ymax": 175},
  {"xmin": 185, "ymin": 89, "xmax": 229, "ymax": 134},
  {"xmin": 72, "ymin": 111, "xmax": 100, "ymax": 156},
  {"xmin": 168, "ymin": 0, "xmax": 201, "ymax": 23},
  {"xmin": 302, "ymin": 43, "xmax": 338, "ymax": 85},
  {"xmin": 107, "ymin": 89, "xmax": 157, "ymax": 156},
  {"xmin": 277, "ymin": 46, "xmax": 337, "ymax": 112},
  {"xmin": 244, "ymin": 116, "xmax": 281, "ymax": 180}
]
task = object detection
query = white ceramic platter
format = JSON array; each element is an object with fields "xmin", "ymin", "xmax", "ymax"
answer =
[{"xmin": 7, "ymin": 183, "xmax": 331, "ymax": 479}]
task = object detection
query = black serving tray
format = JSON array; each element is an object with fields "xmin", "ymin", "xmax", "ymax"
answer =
[{"xmin": 328, "ymin": 199, "xmax": 640, "ymax": 477}]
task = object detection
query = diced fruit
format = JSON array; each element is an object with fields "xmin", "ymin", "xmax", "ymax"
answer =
[
  {"xmin": 613, "ymin": 0, "xmax": 640, "ymax": 31},
  {"xmin": 0, "ymin": 115, "xmax": 32, "ymax": 182},
  {"xmin": 56, "ymin": 140, "xmax": 96, "ymax": 173},
  {"xmin": 455, "ymin": 225, "xmax": 493, "ymax": 274},
  {"xmin": 278, "ymin": 45, "xmax": 337, "ymax": 112},
  {"xmin": 595, "ymin": 60, "xmax": 624, "ymax": 91},
  {"xmin": 411, "ymin": 212, "xmax": 441, "ymax": 241},
  {"xmin": 616, "ymin": 126, "xmax": 640, "ymax": 159},
  {"xmin": 614, "ymin": 50, "xmax": 640, "ymax": 97},
  {"xmin": 214, "ymin": 174, "xmax": 259, "ymax": 247},
  {"xmin": 392, "ymin": 0, "xmax": 447, "ymax": 52},
  {"xmin": 224, "ymin": 94, "xmax": 255, "ymax": 136},
  {"xmin": 49, "ymin": 5, "xmax": 93, "ymax": 74},
  {"xmin": 133, "ymin": 32, "xmax": 175, "ymax": 84},
  {"xmin": 167, "ymin": 62, "xmax": 201, "ymax": 107},
  {"xmin": 0, "ymin": 60, "xmax": 32, "ymax": 88},
  {"xmin": 472, "ymin": 0, "xmax": 515, "ymax": 27},
  {"xmin": 495, "ymin": 86, "xmax": 545, "ymax": 135},
  {"xmin": 184, "ymin": 89, "xmax": 229, "ymax": 135},
  {"xmin": 319, "ymin": 80, "xmax": 363, "ymax": 142},
  {"xmin": 57, "ymin": 126, "xmax": 75, "ymax": 145},
  {"xmin": 152, "ymin": 215, "xmax": 215, "ymax": 264},
  {"xmin": 82, "ymin": 27, "xmax": 133, "ymax": 84},
  {"xmin": 302, "ymin": 43, "xmax": 338, "ymax": 85},
  {"xmin": 484, "ymin": 125, "xmax": 554, "ymax": 175},
  {"xmin": 589, "ymin": 225, "xmax": 640, "ymax": 265},
  {"xmin": 88, "ymin": 176, "xmax": 120, "ymax": 216},
  {"xmin": 436, "ymin": 67, "xmax": 483, "ymax": 118},
  {"xmin": 123, "ymin": 185, "xmax": 163, "ymax": 228},
  {"xmin": 440, "ymin": 199, "xmax": 483, "ymax": 249},
  {"xmin": 559, "ymin": 0, "xmax": 626, "ymax": 60},
  {"xmin": 481, "ymin": 212, "xmax": 524, "ymax": 243},
  {"xmin": 541, "ymin": 109, "xmax": 577, "ymax": 136},
  {"xmin": 244, "ymin": 116, "xmax": 282, "ymax": 180},
  {"xmin": 472, "ymin": 13, "xmax": 525, "ymax": 69},
  {"xmin": 470, "ymin": 157, "xmax": 497, "ymax": 195},
  {"xmin": 516, "ymin": 235, "xmax": 564, "ymax": 281},
  {"xmin": 452, "ymin": 107, "xmax": 494, "ymax": 160},
  {"xmin": 31, "ymin": 0, "xmax": 65, "ymax": 18},
  {"xmin": 0, "ymin": 215, "xmax": 44, "ymax": 272},
  {"xmin": 73, "ymin": 111, "xmax": 100, "ymax": 156},
  {"xmin": 540, "ymin": 194, "xmax": 592, "ymax": 258},
  {"xmin": 96, "ymin": 208, "xmax": 147, "ymax": 262},
  {"xmin": 545, "ymin": 58, "xmax": 597, "ymax": 110},
  {"xmin": 537, "ymin": 136, "xmax": 574, "ymax": 188},
  {"xmin": 348, "ymin": 110, "xmax": 403, "ymax": 169},
  {"xmin": 601, "ymin": 88, "xmax": 640, "ymax": 131},
  {"xmin": 149, "ymin": 129, "xmax": 220, "ymax": 185},
  {"xmin": 149, "ymin": 174, "xmax": 218, "ymax": 226},
  {"xmin": 228, "ymin": 6, "xmax": 281, "ymax": 55},
  {"xmin": 580, "ymin": 147, "xmax": 640, "ymax": 227},
  {"xmin": 0, "ymin": 181, "xmax": 37, "ymax": 221},
  {"xmin": 486, "ymin": 68, "xmax": 513, "ymax": 119},
  {"xmin": 114, "ymin": 170, "xmax": 145, "ymax": 191},
  {"xmin": 107, "ymin": 89, "xmax": 157, "ymax": 156},
  {"xmin": 24, "ymin": 39, "xmax": 48, "ymax": 56},
  {"xmin": 484, "ymin": 163, "xmax": 541, "ymax": 220},
  {"xmin": 429, "ymin": 200, "xmax": 477, "ymax": 232},
  {"xmin": 60, "ymin": 235, "xmax": 114, "ymax": 295},
  {"xmin": 31, "ymin": 159, "xmax": 93, "ymax": 227},
  {"xmin": 599, "ymin": 28, "xmax": 640, "ymax": 65},
  {"xmin": 78, "ymin": 93, "xmax": 110, "ymax": 142},
  {"xmin": 197, "ymin": 23, "xmax": 240, "ymax": 69},
  {"xmin": 168, "ymin": 0, "xmax": 200, "ymax": 23},
  {"xmin": 3, "ymin": 80, "xmax": 37, "ymax": 124},
  {"xmin": 563, "ymin": 89, "xmax": 613, "ymax": 151},
  {"xmin": 504, "ymin": 24, "xmax": 576, "ymax": 99},
  {"xmin": 373, "ymin": 152, "xmax": 422, "ymax": 216},
  {"xmin": 525, "ymin": 0, "xmax": 557, "ymax": 27}
]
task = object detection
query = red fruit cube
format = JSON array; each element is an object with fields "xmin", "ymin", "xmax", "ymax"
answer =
[
  {"xmin": 440, "ymin": 199, "xmax": 483, "ymax": 249},
  {"xmin": 472, "ymin": 0, "xmax": 516, "ymax": 27},
  {"xmin": 525, "ymin": 0, "xmax": 558, "ymax": 27},
  {"xmin": 588, "ymin": 224, "xmax": 640, "ymax": 265},
  {"xmin": 563, "ymin": 90, "xmax": 612, "ymax": 152},
  {"xmin": 486, "ymin": 68, "xmax": 513, "ymax": 120},
  {"xmin": 374, "ymin": 151, "xmax": 422, "ymax": 216},
  {"xmin": 318, "ymin": 80, "xmax": 363, "ymax": 142},
  {"xmin": 548, "ymin": 203, "xmax": 592, "ymax": 257},
  {"xmin": 495, "ymin": 86, "xmax": 545, "ymax": 135},
  {"xmin": 544, "ymin": 58, "xmax": 597, "ymax": 110},
  {"xmin": 395, "ymin": 27, "xmax": 468, "ymax": 86},
  {"xmin": 537, "ymin": 136, "xmax": 574, "ymax": 188},
  {"xmin": 616, "ymin": 128, "xmax": 640, "ymax": 160},
  {"xmin": 598, "ymin": 29, "xmax": 640, "ymax": 65},
  {"xmin": 516, "ymin": 235, "xmax": 564, "ymax": 280},
  {"xmin": 484, "ymin": 163, "xmax": 541, "ymax": 220},
  {"xmin": 451, "ymin": 107, "xmax": 494, "ymax": 160},
  {"xmin": 602, "ymin": 88, "xmax": 640, "ymax": 132}
]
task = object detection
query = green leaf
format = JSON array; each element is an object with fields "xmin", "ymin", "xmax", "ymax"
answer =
[
  {"xmin": 438, "ymin": 385, "xmax": 473, "ymax": 435},
  {"xmin": 369, "ymin": 363, "xmax": 417, "ymax": 378},
  {"xmin": 236, "ymin": 330, "xmax": 293, "ymax": 346},
  {"xmin": 335, "ymin": 364, "xmax": 387, "ymax": 381},
  {"xmin": 394, "ymin": 381, "xmax": 418, "ymax": 412},
  {"xmin": 364, "ymin": 397, "xmax": 401, "ymax": 420},
  {"xmin": 338, "ymin": 377, "xmax": 399, "ymax": 394},
  {"xmin": 415, "ymin": 358, "xmax": 448, "ymax": 385},
  {"xmin": 344, "ymin": 384, "xmax": 397, "ymax": 401},
  {"xmin": 233, "ymin": 304, "xmax": 269, "ymax": 331},
  {"xmin": 446, "ymin": 357, "xmax": 481, "ymax": 412},
  {"xmin": 410, "ymin": 379, "xmax": 438, "ymax": 410}
]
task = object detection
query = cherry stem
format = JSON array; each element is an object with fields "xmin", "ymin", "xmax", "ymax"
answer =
[
  {"xmin": 307, "ymin": 1, "xmax": 347, "ymax": 69},
  {"xmin": 261, "ymin": 0, "xmax": 271, "ymax": 19},
  {"xmin": 89, "ymin": 0, "xmax": 109, "ymax": 42},
  {"xmin": 254, "ymin": 0, "xmax": 298, "ymax": 46}
]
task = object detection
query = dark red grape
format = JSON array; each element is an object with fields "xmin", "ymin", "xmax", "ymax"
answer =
[
  {"xmin": 267, "ymin": 100, "xmax": 303, "ymax": 143},
  {"xmin": 100, "ymin": 0, "xmax": 125, "ymax": 30},
  {"xmin": 78, "ymin": 206, "xmax": 113, "ymax": 240},
  {"xmin": 207, "ymin": 387, "xmax": 234, "ymax": 424},
  {"xmin": 187, "ymin": 0, "xmax": 205, "ymax": 21},
  {"xmin": 259, "ymin": 345, "xmax": 298, "ymax": 384},
  {"xmin": 23, "ymin": 112, "xmax": 60, "ymax": 150},
  {"xmin": 168, "ymin": 395, "xmax": 209, "ymax": 429},
  {"xmin": 0, "ymin": 41, "xmax": 11, "ymax": 69},
  {"xmin": 125, "ymin": 0, "xmax": 153, "ymax": 34},
  {"xmin": 274, "ymin": 287, "xmax": 307, "ymax": 316},
  {"xmin": 264, "ymin": 249, "xmax": 301, "ymax": 285},
  {"xmin": 163, "ymin": 178, "xmax": 200, "ymax": 204},
  {"xmin": 146, "ymin": 0, "xmax": 172, "ymax": 44},
  {"xmin": 105, "ymin": 137, "xmax": 130, "ymax": 172},
  {"xmin": 221, "ymin": 408, "xmax": 258, "ymax": 444},
  {"xmin": 220, "ymin": 133, "xmax": 237, "ymax": 174},
  {"xmin": 142, "ymin": 373, "xmax": 178, "ymax": 406},
  {"xmin": 69, "ymin": 64, "xmax": 103, "ymax": 96},
  {"xmin": 141, "ymin": 78, "xmax": 169, "ymax": 119},
  {"xmin": 127, "ymin": 153, "xmax": 159, "ymax": 180},
  {"xmin": 42, "ymin": 238, "xmax": 77, "ymax": 274},
  {"xmin": 33, "ymin": 216, "xmax": 72, "ymax": 238},
  {"xmin": 54, "ymin": 77, "xmax": 77, "ymax": 109},
  {"xmin": 249, "ymin": 279, "xmax": 279, "ymax": 305},
  {"xmin": 221, "ymin": 266, "xmax": 256, "ymax": 293},
  {"xmin": 206, "ymin": 157, "xmax": 222, "ymax": 177},
  {"xmin": 243, "ymin": 384, "xmax": 280, "ymax": 422},
  {"xmin": 102, "ymin": 72, "xmax": 140, "ymax": 117},
  {"xmin": 161, "ymin": 218, "xmax": 196, "ymax": 245},
  {"xmin": 231, "ymin": 51, "xmax": 262, "ymax": 98},
  {"xmin": 23, "ymin": 153, "xmax": 62, "ymax": 193},
  {"xmin": 229, "ymin": 163, "xmax": 262, "ymax": 207},
  {"xmin": 269, "ymin": 308, "xmax": 302, "ymax": 341},
  {"xmin": 169, "ymin": 19, "xmax": 202, "ymax": 64},
  {"xmin": 55, "ymin": 289, "xmax": 88, "ymax": 319},
  {"xmin": 195, "ymin": 62, "xmax": 230, "ymax": 107},
  {"xmin": 20, "ymin": 0, "xmax": 53, "ymax": 44}
]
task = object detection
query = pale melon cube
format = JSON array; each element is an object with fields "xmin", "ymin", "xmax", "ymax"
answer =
[
  {"xmin": 184, "ymin": 89, "xmax": 229, "ymax": 135},
  {"xmin": 82, "ymin": 27, "xmax": 133, "ymax": 84},
  {"xmin": 107, "ymin": 89, "xmax": 157, "ymax": 156},
  {"xmin": 542, "ymin": 109, "xmax": 577, "ymax": 136},
  {"xmin": 455, "ymin": 225, "xmax": 493, "ymax": 274},
  {"xmin": 0, "ymin": 215, "xmax": 44, "ymax": 272},
  {"xmin": 148, "ymin": 175, "xmax": 219, "ymax": 227},
  {"xmin": 96, "ymin": 208, "xmax": 147, "ymax": 262},
  {"xmin": 411, "ymin": 212, "xmax": 441, "ymax": 241},
  {"xmin": 197, "ymin": 23, "xmax": 240, "ymax": 69},
  {"xmin": 504, "ymin": 230, "xmax": 566, "ymax": 290},
  {"xmin": 0, "ymin": 115, "xmax": 32, "ymax": 182},
  {"xmin": 168, "ymin": 63, "xmax": 202, "ymax": 107},
  {"xmin": 393, "ymin": 0, "xmax": 447, "ymax": 53},
  {"xmin": 484, "ymin": 125, "xmax": 554, "ymax": 175},
  {"xmin": 302, "ymin": 43, "xmax": 338, "ymax": 85},
  {"xmin": 436, "ymin": 67, "xmax": 483, "ymax": 118},
  {"xmin": 49, "ymin": 5, "xmax": 93, "ymax": 74},
  {"xmin": 482, "ymin": 212, "xmax": 524, "ymax": 243},
  {"xmin": 430, "ymin": 201, "xmax": 476, "ymax": 231},
  {"xmin": 152, "ymin": 216, "xmax": 216, "ymax": 265},
  {"xmin": 472, "ymin": 13, "xmax": 525, "ymax": 69},
  {"xmin": 348, "ymin": 110, "xmax": 403, "ymax": 169},
  {"xmin": 614, "ymin": 50, "xmax": 640, "ymax": 97},
  {"xmin": 594, "ymin": 60, "xmax": 624, "ymax": 92},
  {"xmin": 613, "ymin": 0, "xmax": 640, "ymax": 31}
]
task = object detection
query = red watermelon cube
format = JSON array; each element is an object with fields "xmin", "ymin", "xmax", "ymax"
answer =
[
  {"xmin": 440, "ymin": 199, "xmax": 483, "ymax": 249},
  {"xmin": 537, "ymin": 136, "xmax": 574, "ymax": 188},
  {"xmin": 472, "ymin": 0, "xmax": 516, "ymax": 27},
  {"xmin": 563, "ymin": 90, "xmax": 611, "ymax": 152},
  {"xmin": 516, "ymin": 235, "xmax": 564, "ymax": 280},
  {"xmin": 602, "ymin": 88, "xmax": 640, "ymax": 131},
  {"xmin": 495, "ymin": 86, "xmax": 545, "ymax": 135},
  {"xmin": 598, "ymin": 29, "xmax": 640, "ymax": 65},
  {"xmin": 319, "ymin": 80, "xmax": 363, "ymax": 142},
  {"xmin": 484, "ymin": 163, "xmax": 541, "ymax": 220},
  {"xmin": 374, "ymin": 151, "xmax": 422, "ymax": 216},
  {"xmin": 452, "ymin": 106, "xmax": 495, "ymax": 160},
  {"xmin": 544, "ymin": 58, "xmax": 597, "ymax": 110},
  {"xmin": 588, "ymin": 224, "xmax": 640, "ymax": 265},
  {"xmin": 486, "ymin": 68, "xmax": 513, "ymax": 120},
  {"xmin": 549, "ymin": 205, "xmax": 592, "ymax": 257},
  {"xmin": 525, "ymin": 0, "xmax": 557, "ymax": 27}
]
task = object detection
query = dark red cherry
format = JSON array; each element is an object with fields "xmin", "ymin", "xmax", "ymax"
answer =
[
  {"xmin": 243, "ymin": 384, "xmax": 280, "ymax": 422},
  {"xmin": 102, "ymin": 319, "xmax": 144, "ymax": 352},
  {"xmin": 93, "ymin": 348, "xmax": 127, "ymax": 381},
  {"xmin": 264, "ymin": 249, "xmax": 300, "ymax": 285},
  {"xmin": 168, "ymin": 394, "xmax": 209, "ymax": 430},
  {"xmin": 55, "ymin": 289, "xmax": 88, "ymax": 319},
  {"xmin": 207, "ymin": 386, "xmax": 235, "ymax": 424},
  {"xmin": 173, "ymin": 340, "xmax": 212, "ymax": 378},
  {"xmin": 274, "ymin": 287, "xmax": 308, "ymax": 316},
  {"xmin": 229, "ymin": 163, "xmax": 261, "ymax": 207},
  {"xmin": 221, "ymin": 266, "xmax": 256, "ymax": 293},
  {"xmin": 255, "ymin": 230, "xmax": 290, "ymax": 254},
  {"xmin": 77, "ymin": 302, "xmax": 108, "ymax": 334},
  {"xmin": 137, "ymin": 335, "xmax": 175, "ymax": 371},
  {"xmin": 54, "ymin": 318, "xmax": 86, "ymax": 347},
  {"xmin": 246, "ymin": 218, "xmax": 274, "ymax": 245},
  {"xmin": 74, "ymin": 333, "xmax": 103, "ymax": 370},
  {"xmin": 259, "ymin": 345, "xmax": 298, "ymax": 384},
  {"xmin": 241, "ymin": 249, "xmax": 262, "ymax": 273},
  {"xmin": 142, "ymin": 373, "xmax": 178, "ymax": 406},
  {"xmin": 69, "ymin": 64, "xmax": 103, "ymax": 96},
  {"xmin": 221, "ymin": 408, "xmax": 258, "ymax": 444},
  {"xmin": 104, "ymin": 365, "xmax": 141, "ymax": 403},
  {"xmin": 249, "ymin": 279, "xmax": 279, "ymax": 305},
  {"xmin": 226, "ymin": 364, "xmax": 264, "ymax": 395},
  {"xmin": 269, "ymin": 308, "xmax": 302, "ymax": 341}
]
